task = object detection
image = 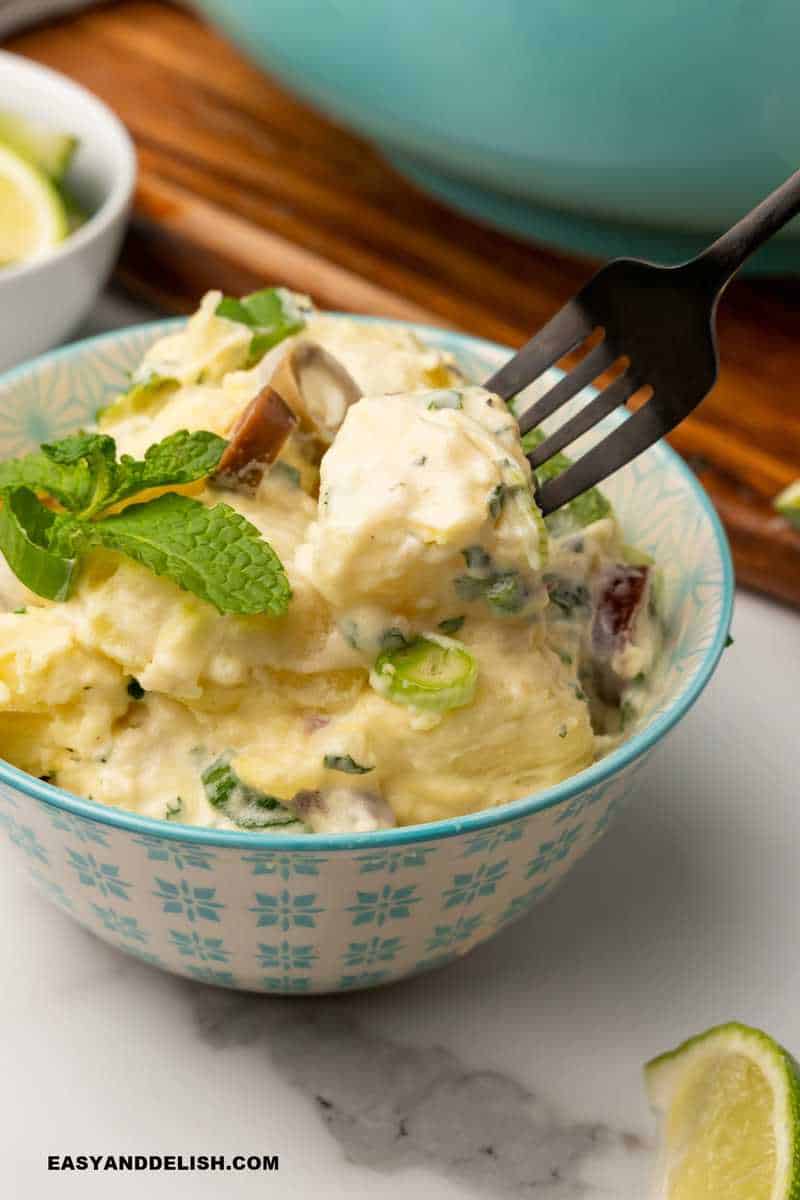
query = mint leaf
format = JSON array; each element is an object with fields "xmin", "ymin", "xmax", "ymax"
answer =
[
  {"xmin": 0, "ymin": 434, "xmax": 114, "ymax": 512},
  {"xmin": 522, "ymin": 428, "xmax": 612, "ymax": 534},
  {"xmin": 543, "ymin": 575, "xmax": 591, "ymax": 617},
  {"xmin": 215, "ymin": 287, "xmax": 306, "ymax": 367},
  {"xmin": 323, "ymin": 753, "xmax": 373, "ymax": 775},
  {"xmin": 41, "ymin": 433, "xmax": 116, "ymax": 466},
  {"xmin": 0, "ymin": 430, "xmax": 227, "ymax": 519},
  {"xmin": 201, "ymin": 756, "xmax": 302, "ymax": 830},
  {"xmin": 84, "ymin": 493, "xmax": 291, "ymax": 615},
  {"xmin": 100, "ymin": 430, "xmax": 227, "ymax": 512},
  {"xmin": 271, "ymin": 461, "xmax": 301, "ymax": 488},
  {"xmin": 47, "ymin": 511, "xmax": 92, "ymax": 560},
  {"xmin": 0, "ymin": 453, "xmax": 90, "ymax": 510},
  {"xmin": 165, "ymin": 797, "xmax": 183, "ymax": 821},
  {"xmin": 455, "ymin": 545, "xmax": 529, "ymax": 616},
  {"xmin": 0, "ymin": 488, "xmax": 77, "ymax": 600},
  {"xmin": 485, "ymin": 570, "xmax": 528, "ymax": 614},
  {"xmin": 130, "ymin": 430, "xmax": 226, "ymax": 484},
  {"xmin": 379, "ymin": 627, "xmax": 411, "ymax": 653},
  {"xmin": 487, "ymin": 481, "xmax": 523, "ymax": 520},
  {"xmin": 215, "ymin": 296, "xmax": 255, "ymax": 325}
]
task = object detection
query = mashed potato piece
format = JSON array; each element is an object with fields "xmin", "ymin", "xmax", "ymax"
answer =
[
  {"xmin": 299, "ymin": 387, "xmax": 546, "ymax": 624},
  {"xmin": 0, "ymin": 291, "xmax": 662, "ymax": 833}
]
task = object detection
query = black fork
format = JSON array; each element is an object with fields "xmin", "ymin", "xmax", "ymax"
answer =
[{"xmin": 486, "ymin": 168, "xmax": 800, "ymax": 515}]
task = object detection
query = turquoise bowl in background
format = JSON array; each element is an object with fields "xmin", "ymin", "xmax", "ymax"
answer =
[
  {"xmin": 195, "ymin": 0, "xmax": 800, "ymax": 271},
  {"xmin": 0, "ymin": 320, "xmax": 733, "ymax": 992}
]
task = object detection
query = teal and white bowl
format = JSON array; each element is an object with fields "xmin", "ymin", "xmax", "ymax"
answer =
[{"xmin": 0, "ymin": 321, "xmax": 733, "ymax": 993}]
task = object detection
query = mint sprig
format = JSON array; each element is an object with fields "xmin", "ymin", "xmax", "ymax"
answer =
[
  {"xmin": 72, "ymin": 493, "xmax": 291, "ymax": 615},
  {"xmin": 0, "ymin": 430, "xmax": 226, "ymax": 518},
  {"xmin": 96, "ymin": 430, "xmax": 228, "ymax": 516},
  {"xmin": 201, "ymin": 756, "xmax": 302, "ymax": 830},
  {"xmin": 0, "ymin": 433, "xmax": 114, "ymax": 513},
  {"xmin": 215, "ymin": 286, "xmax": 307, "ymax": 367},
  {"xmin": 0, "ymin": 430, "xmax": 291, "ymax": 615}
]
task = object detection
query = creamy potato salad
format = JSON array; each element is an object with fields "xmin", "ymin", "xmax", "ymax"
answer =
[{"xmin": 0, "ymin": 289, "xmax": 662, "ymax": 833}]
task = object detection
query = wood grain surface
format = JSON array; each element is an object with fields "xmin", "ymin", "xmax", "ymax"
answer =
[{"xmin": 7, "ymin": 0, "xmax": 800, "ymax": 606}]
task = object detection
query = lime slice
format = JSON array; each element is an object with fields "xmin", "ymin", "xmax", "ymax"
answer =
[
  {"xmin": 775, "ymin": 481, "xmax": 800, "ymax": 532},
  {"xmin": 60, "ymin": 182, "xmax": 88, "ymax": 233},
  {"xmin": 0, "ymin": 109, "xmax": 77, "ymax": 181},
  {"xmin": 646, "ymin": 1022, "xmax": 800, "ymax": 1200},
  {"xmin": 0, "ymin": 144, "xmax": 68, "ymax": 267}
]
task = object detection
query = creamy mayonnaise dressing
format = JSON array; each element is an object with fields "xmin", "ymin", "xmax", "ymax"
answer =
[{"xmin": 0, "ymin": 292, "xmax": 663, "ymax": 833}]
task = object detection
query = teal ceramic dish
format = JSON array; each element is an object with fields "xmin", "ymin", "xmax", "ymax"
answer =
[
  {"xmin": 195, "ymin": 0, "xmax": 800, "ymax": 272},
  {"xmin": 0, "ymin": 320, "xmax": 733, "ymax": 993}
]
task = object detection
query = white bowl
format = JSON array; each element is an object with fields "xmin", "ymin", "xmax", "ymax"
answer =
[{"xmin": 0, "ymin": 51, "xmax": 135, "ymax": 371}]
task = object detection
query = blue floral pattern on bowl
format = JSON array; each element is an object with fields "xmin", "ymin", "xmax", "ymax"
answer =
[{"xmin": 0, "ymin": 321, "xmax": 733, "ymax": 993}]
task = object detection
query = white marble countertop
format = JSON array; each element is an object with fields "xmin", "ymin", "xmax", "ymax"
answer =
[{"xmin": 2, "ymin": 295, "xmax": 799, "ymax": 1198}]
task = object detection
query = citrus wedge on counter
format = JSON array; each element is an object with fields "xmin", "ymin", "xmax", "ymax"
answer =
[
  {"xmin": 646, "ymin": 1022, "xmax": 800, "ymax": 1200},
  {"xmin": 0, "ymin": 144, "xmax": 68, "ymax": 267},
  {"xmin": 774, "ymin": 481, "xmax": 800, "ymax": 531}
]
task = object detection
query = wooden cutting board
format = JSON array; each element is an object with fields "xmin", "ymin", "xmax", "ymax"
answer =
[{"xmin": 8, "ymin": 1, "xmax": 800, "ymax": 606}]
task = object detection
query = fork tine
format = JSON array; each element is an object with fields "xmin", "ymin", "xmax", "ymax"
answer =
[
  {"xmin": 517, "ymin": 340, "xmax": 617, "ymax": 435},
  {"xmin": 484, "ymin": 302, "xmax": 595, "ymax": 401},
  {"xmin": 535, "ymin": 394, "xmax": 672, "ymax": 515},
  {"xmin": 526, "ymin": 371, "xmax": 638, "ymax": 468}
]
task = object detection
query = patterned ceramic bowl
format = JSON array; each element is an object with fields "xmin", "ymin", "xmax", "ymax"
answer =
[{"xmin": 0, "ymin": 321, "xmax": 733, "ymax": 993}]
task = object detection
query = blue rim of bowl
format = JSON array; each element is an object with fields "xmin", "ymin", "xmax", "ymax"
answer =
[{"xmin": 0, "ymin": 318, "xmax": 735, "ymax": 850}]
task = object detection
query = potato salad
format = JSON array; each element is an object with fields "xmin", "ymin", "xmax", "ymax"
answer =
[{"xmin": 0, "ymin": 289, "xmax": 663, "ymax": 833}]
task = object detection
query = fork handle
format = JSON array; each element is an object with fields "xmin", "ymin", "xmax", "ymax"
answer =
[{"xmin": 686, "ymin": 167, "xmax": 800, "ymax": 296}]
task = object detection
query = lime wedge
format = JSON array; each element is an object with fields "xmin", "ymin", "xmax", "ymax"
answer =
[
  {"xmin": 0, "ymin": 109, "xmax": 77, "ymax": 182},
  {"xmin": 774, "ymin": 481, "xmax": 800, "ymax": 532},
  {"xmin": 646, "ymin": 1022, "xmax": 800, "ymax": 1200},
  {"xmin": 0, "ymin": 144, "xmax": 68, "ymax": 267}
]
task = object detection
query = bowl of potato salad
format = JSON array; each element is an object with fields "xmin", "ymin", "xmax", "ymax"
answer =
[{"xmin": 0, "ymin": 290, "xmax": 732, "ymax": 992}]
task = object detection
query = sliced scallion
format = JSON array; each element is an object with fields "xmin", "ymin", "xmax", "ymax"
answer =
[
  {"xmin": 97, "ymin": 372, "xmax": 179, "ymax": 427},
  {"xmin": 371, "ymin": 634, "xmax": 477, "ymax": 713},
  {"xmin": 425, "ymin": 390, "xmax": 463, "ymax": 411}
]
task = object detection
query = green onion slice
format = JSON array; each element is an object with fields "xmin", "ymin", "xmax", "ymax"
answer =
[
  {"xmin": 370, "ymin": 634, "xmax": 478, "ymax": 713},
  {"xmin": 98, "ymin": 372, "xmax": 179, "ymax": 427},
  {"xmin": 425, "ymin": 389, "xmax": 463, "ymax": 411}
]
